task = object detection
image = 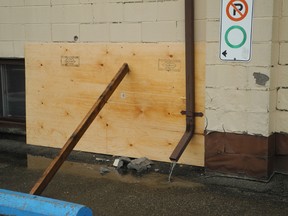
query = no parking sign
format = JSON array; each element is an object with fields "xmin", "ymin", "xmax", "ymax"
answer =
[{"xmin": 220, "ymin": 0, "xmax": 254, "ymax": 61}]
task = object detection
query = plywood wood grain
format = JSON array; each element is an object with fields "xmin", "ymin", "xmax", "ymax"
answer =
[{"xmin": 25, "ymin": 42, "xmax": 205, "ymax": 166}]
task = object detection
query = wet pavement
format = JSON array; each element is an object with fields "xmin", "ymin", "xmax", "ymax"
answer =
[{"xmin": 1, "ymin": 138, "xmax": 288, "ymax": 216}]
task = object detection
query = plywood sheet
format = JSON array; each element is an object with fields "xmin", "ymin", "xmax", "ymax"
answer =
[{"xmin": 25, "ymin": 42, "xmax": 205, "ymax": 166}]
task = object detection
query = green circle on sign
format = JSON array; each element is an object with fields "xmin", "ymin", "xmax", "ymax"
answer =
[{"xmin": 225, "ymin": 25, "xmax": 247, "ymax": 49}]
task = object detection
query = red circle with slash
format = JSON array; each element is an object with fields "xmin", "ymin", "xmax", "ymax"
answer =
[{"xmin": 226, "ymin": 0, "xmax": 248, "ymax": 22}]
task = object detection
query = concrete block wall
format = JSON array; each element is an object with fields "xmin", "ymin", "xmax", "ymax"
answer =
[
  {"xmin": 1, "ymin": 0, "xmax": 286, "ymax": 139},
  {"xmin": 0, "ymin": 0, "xmax": 190, "ymax": 58},
  {"xmin": 275, "ymin": 0, "xmax": 288, "ymax": 133},
  {"xmin": 205, "ymin": 0, "xmax": 280, "ymax": 137}
]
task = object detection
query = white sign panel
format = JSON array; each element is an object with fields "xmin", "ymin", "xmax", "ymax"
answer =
[{"xmin": 220, "ymin": 0, "xmax": 254, "ymax": 61}]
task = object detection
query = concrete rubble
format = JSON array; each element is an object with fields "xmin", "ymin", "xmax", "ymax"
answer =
[{"xmin": 112, "ymin": 157, "xmax": 153, "ymax": 173}]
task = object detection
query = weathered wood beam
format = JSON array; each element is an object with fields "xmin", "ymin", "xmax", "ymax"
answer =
[{"xmin": 30, "ymin": 63, "xmax": 129, "ymax": 195}]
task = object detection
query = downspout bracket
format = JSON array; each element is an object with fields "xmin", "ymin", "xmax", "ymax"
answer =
[{"xmin": 180, "ymin": 110, "xmax": 203, "ymax": 117}]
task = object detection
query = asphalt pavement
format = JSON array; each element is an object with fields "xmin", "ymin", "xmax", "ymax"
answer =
[{"xmin": 1, "ymin": 138, "xmax": 288, "ymax": 216}]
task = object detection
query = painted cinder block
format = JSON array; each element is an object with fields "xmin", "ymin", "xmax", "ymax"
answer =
[
  {"xmin": 206, "ymin": 65, "xmax": 247, "ymax": 89},
  {"xmin": 80, "ymin": 23, "xmax": 109, "ymax": 42},
  {"xmin": 277, "ymin": 88, "xmax": 288, "ymax": 110},
  {"xmin": 176, "ymin": 20, "xmax": 185, "ymax": 42},
  {"xmin": 0, "ymin": 24, "xmax": 25, "ymax": 41},
  {"xmin": 249, "ymin": 43, "xmax": 273, "ymax": 67},
  {"xmin": 271, "ymin": 43, "xmax": 280, "ymax": 70},
  {"xmin": 205, "ymin": 110, "xmax": 248, "ymax": 133},
  {"xmin": 279, "ymin": 42, "xmax": 288, "ymax": 65},
  {"xmin": 13, "ymin": 41, "xmax": 25, "ymax": 57},
  {"xmin": 247, "ymin": 112, "xmax": 270, "ymax": 136},
  {"xmin": 0, "ymin": 41, "xmax": 14, "ymax": 57},
  {"xmin": 253, "ymin": 0, "xmax": 274, "ymax": 18},
  {"xmin": 124, "ymin": 2, "xmax": 157, "ymax": 22},
  {"xmin": 51, "ymin": 0, "xmax": 80, "ymax": 5},
  {"xmin": 205, "ymin": 109, "xmax": 270, "ymax": 136},
  {"xmin": 142, "ymin": 21, "xmax": 177, "ymax": 42},
  {"xmin": 206, "ymin": 0, "xmax": 220, "ymax": 19},
  {"xmin": 25, "ymin": 0, "xmax": 51, "ymax": 6},
  {"xmin": 110, "ymin": 23, "xmax": 141, "ymax": 42},
  {"xmin": 206, "ymin": 20, "xmax": 219, "ymax": 42},
  {"xmin": 272, "ymin": 18, "xmax": 279, "ymax": 42},
  {"xmin": 94, "ymin": 3, "xmax": 123, "ymax": 23},
  {"xmin": 6, "ymin": 6, "xmax": 51, "ymax": 24},
  {"xmin": 195, "ymin": 20, "xmax": 206, "ymax": 42},
  {"xmin": 80, "ymin": 0, "xmax": 125, "ymax": 3},
  {"xmin": 25, "ymin": 24, "xmax": 51, "ymax": 41},
  {"xmin": 253, "ymin": 18, "xmax": 274, "ymax": 42},
  {"xmin": 275, "ymin": 111, "xmax": 288, "ymax": 133},
  {"xmin": 51, "ymin": 4, "xmax": 93, "ymax": 23},
  {"xmin": 280, "ymin": 17, "xmax": 288, "ymax": 42},
  {"xmin": 52, "ymin": 24, "xmax": 79, "ymax": 42},
  {"xmin": 0, "ymin": 7, "xmax": 11, "ymax": 23},
  {"xmin": 0, "ymin": 0, "xmax": 24, "ymax": 7},
  {"xmin": 269, "ymin": 89, "xmax": 277, "ymax": 113},
  {"xmin": 206, "ymin": 88, "xmax": 269, "ymax": 113},
  {"xmin": 9, "ymin": 7, "xmax": 28, "ymax": 24},
  {"xmin": 194, "ymin": 0, "xmax": 207, "ymax": 20},
  {"xmin": 283, "ymin": 0, "xmax": 288, "ymax": 16},
  {"xmin": 157, "ymin": 0, "xmax": 184, "ymax": 21},
  {"xmin": 25, "ymin": 6, "xmax": 51, "ymax": 23},
  {"xmin": 277, "ymin": 65, "xmax": 288, "ymax": 87}
]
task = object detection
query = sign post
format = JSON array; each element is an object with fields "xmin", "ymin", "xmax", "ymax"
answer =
[{"xmin": 220, "ymin": 0, "xmax": 254, "ymax": 61}]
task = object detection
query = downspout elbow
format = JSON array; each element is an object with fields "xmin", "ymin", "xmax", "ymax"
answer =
[{"xmin": 169, "ymin": 116, "xmax": 195, "ymax": 162}]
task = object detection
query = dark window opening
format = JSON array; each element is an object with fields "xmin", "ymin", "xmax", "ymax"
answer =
[{"xmin": 0, "ymin": 59, "xmax": 25, "ymax": 124}]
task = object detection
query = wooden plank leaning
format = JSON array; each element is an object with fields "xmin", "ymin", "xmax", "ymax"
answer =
[{"xmin": 30, "ymin": 63, "xmax": 129, "ymax": 195}]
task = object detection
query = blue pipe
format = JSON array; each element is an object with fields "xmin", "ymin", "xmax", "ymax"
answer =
[{"xmin": 0, "ymin": 189, "xmax": 93, "ymax": 216}]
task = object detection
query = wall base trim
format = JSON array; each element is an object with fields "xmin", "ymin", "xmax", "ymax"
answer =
[{"xmin": 205, "ymin": 132, "xmax": 288, "ymax": 180}]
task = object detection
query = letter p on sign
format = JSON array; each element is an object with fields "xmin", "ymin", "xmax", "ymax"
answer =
[{"xmin": 220, "ymin": 0, "xmax": 254, "ymax": 61}]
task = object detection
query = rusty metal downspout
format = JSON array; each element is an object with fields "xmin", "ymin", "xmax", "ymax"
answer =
[{"xmin": 170, "ymin": 0, "xmax": 201, "ymax": 162}]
